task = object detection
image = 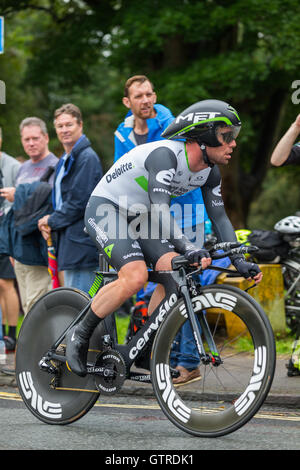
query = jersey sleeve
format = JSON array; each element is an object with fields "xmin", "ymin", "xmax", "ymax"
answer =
[
  {"xmin": 144, "ymin": 147, "xmax": 197, "ymax": 254},
  {"xmin": 145, "ymin": 146, "xmax": 177, "ymax": 206},
  {"xmin": 201, "ymin": 166, "xmax": 237, "ymax": 243}
]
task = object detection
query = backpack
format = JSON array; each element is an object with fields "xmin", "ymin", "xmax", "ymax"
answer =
[
  {"xmin": 126, "ymin": 300, "xmax": 153, "ymax": 370},
  {"xmin": 126, "ymin": 300, "xmax": 149, "ymax": 342},
  {"xmin": 247, "ymin": 229, "xmax": 290, "ymax": 262}
]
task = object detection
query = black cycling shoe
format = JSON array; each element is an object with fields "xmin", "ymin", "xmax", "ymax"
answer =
[
  {"xmin": 4, "ymin": 336, "xmax": 16, "ymax": 353},
  {"xmin": 65, "ymin": 326, "xmax": 89, "ymax": 377}
]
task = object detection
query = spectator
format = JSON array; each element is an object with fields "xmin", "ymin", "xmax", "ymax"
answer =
[
  {"xmin": 0, "ymin": 117, "xmax": 58, "ymax": 316},
  {"xmin": 0, "ymin": 126, "xmax": 21, "ymax": 352},
  {"xmin": 114, "ymin": 75, "xmax": 175, "ymax": 313},
  {"xmin": 115, "ymin": 74, "xmax": 206, "ymax": 247},
  {"xmin": 270, "ymin": 114, "xmax": 300, "ymax": 166},
  {"xmin": 114, "ymin": 75, "xmax": 174, "ymax": 161},
  {"xmin": 114, "ymin": 76, "xmax": 209, "ymax": 383},
  {"xmin": 38, "ymin": 103, "xmax": 103, "ymax": 294}
]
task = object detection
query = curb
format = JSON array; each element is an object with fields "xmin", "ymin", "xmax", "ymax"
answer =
[{"xmin": 1, "ymin": 370, "xmax": 299, "ymax": 409}]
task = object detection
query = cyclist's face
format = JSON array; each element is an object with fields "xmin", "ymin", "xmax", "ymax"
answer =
[
  {"xmin": 123, "ymin": 81, "xmax": 157, "ymax": 120},
  {"xmin": 207, "ymin": 141, "xmax": 237, "ymax": 165},
  {"xmin": 207, "ymin": 126, "xmax": 238, "ymax": 165},
  {"xmin": 54, "ymin": 113, "xmax": 83, "ymax": 150},
  {"xmin": 216, "ymin": 125, "xmax": 240, "ymax": 145},
  {"xmin": 21, "ymin": 125, "xmax": 49, "ymax": 162}
]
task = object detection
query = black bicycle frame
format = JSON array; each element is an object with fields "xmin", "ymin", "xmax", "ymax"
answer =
[{"xmin": 43, "ymin": 266, "xmax": 220, "ymax": 377}]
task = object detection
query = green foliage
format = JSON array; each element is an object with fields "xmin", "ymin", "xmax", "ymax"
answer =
[
  {"xmin": 235, "ymin": 329, "xmax": 295, "ymax": 355},
  {"xmin": 115, "ymin": 314, "xmax": 130, "ymax": 345},
  {"xmin": 1, "ymin": 0, "xmax": 300, "ymax": 223},
  {"xmin": 248, "ymin": 166, "xmax": 300, "ymax": 230}
]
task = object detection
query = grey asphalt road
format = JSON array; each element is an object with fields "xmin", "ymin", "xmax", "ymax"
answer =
[{"xmin": 0, "ymin": 389, "xmax": 299, "ymax": 451}]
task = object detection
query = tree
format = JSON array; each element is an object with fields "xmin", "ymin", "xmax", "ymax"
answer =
[{"xmin": 1, "ymin": 0, "xmax": 300, "ymax": 226}]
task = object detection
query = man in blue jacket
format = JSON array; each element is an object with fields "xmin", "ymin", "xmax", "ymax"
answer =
[
  {"xmin": 114, "ymin": 77, "xmax": 211, "ymax": 382},
  {"xmin": 38, "ymin": 104, "xmax": 103, "ymax": 294},
  {"xmin": 114, "ymin": 75, "xmax": 207, "ymax": 247},
  {"xmin": 114, "ymin": 75, "xmax": 174, "ymax": 161}
]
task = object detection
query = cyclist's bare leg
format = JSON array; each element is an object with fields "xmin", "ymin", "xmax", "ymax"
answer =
[
  {"xmin": 148, "ymin": 251, "xmax": 178, "ymax": 315},
  {"xmin": 91, "ymin": 260, "xmax": 149, "ymax": 319},
  {"xmin": 65, "ymin": 259, "xmax": 149, "ymax": 376}
]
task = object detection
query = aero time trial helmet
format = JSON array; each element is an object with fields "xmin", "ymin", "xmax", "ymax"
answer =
[{"xmin": 162, "ymin": 99, "xmax": 241, "ymax": 147}]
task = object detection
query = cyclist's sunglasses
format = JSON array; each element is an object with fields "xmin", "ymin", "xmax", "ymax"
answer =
[{"xmin": 216, "ymin": 125, "xmax": 241, "ymax": 144}]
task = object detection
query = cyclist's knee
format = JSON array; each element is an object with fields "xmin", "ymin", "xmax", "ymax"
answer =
[
  {"xmin": 155, "ymin": 252, "xmax": 178, "ymax": 271},
  {"xmin": 118, "ymin": 261, "xmax": 148, "ymax": 297}
]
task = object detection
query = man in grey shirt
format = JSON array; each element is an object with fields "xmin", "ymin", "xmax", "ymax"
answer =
[
  {"xmin": 0, "ymin": 127, "xmax": 21, "ymax": 352},
  {"xmin": 1, "ymin": 117, "xmax": 58, "ymax": 317}
]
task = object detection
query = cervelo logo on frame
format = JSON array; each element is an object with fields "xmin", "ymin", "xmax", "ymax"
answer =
[
  {"xmin": 129, "ymin": 293, "xmax": 177, "ymax": 360},
  {"xmin": 175, "ymin": 112, "xmax": 221, "ymax": 124}
]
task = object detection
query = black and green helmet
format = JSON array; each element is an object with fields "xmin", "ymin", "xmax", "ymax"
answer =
[{"xmin": 162, "ymin": 99, "xmax": 241, "ymax": 147}]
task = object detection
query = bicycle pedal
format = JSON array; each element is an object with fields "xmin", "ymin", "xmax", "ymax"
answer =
[{"xmin": 170, "ymin": 367, "xmax": 180, "ymax": 378}]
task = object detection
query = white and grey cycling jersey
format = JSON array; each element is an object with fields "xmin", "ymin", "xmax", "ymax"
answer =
[
  {"xmin": 93, "ymin": 140, "xmax": 213, "ymax": 210},
  {"xmin": 90, "ymin": 139, "xmax": 236, "ymax": 251}
]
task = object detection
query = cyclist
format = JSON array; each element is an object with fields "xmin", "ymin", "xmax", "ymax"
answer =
[{"xmin": 65, "ymin": 99, "xmax": 263, "ymax": 377}]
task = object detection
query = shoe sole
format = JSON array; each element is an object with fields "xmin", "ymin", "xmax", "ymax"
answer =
[{"xmin": 173, "ymin": 375, "xmax": 202, "ymax": 387}]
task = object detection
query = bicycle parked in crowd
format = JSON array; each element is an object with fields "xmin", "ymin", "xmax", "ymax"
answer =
[{"xmin": 236, "ymin": 214, "xmax": 300, "ymax": 377}]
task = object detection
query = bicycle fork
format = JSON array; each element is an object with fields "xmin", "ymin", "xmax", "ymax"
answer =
[{"xmin": 178, "ymin": 268, "xmax": 222, "ymax": 367}]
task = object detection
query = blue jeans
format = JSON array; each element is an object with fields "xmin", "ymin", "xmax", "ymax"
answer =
[
  {"xmin": 64, "ymin": 268, "xmax": 98, "ymax": 295},
  {"xmin": 171, "ymin": 255, "xmax": 232, "ymax": 370},
  {"xmin": 170, "ymin": 317, "xmax": 201, "ymax": 370}
]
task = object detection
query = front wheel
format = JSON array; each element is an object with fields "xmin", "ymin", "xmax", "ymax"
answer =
[
  {"xmin": 151, "ymin": 284, "xmax": 276, "ymax": 438},
  {"xmin": 16, "ymin": 288, "xmax": 107, "ymax": 425}
]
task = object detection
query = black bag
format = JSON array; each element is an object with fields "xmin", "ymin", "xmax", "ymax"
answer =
[
  {"xmin": 126, "ymin": 300, "xmax": 149, "ymax": 342},
  {"xmin": 248, "ymin": 229, "xmax": 289, "ymax": 262}
]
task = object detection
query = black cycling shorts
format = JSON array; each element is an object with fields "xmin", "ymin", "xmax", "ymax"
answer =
[{"xmin": 85, "ymin": 195, "xmax": 176, "ymax": 271}]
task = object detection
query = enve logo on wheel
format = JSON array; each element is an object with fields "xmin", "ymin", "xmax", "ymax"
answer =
[
  {"xmin": 19, "ymin": 371, "xmax": 62, "ymax": 419},
  {"xmin": 234, "ymin": 345, "xmax": 267, "ymax": 416},
  {"xmin": 156, "ymin": 363, "xmax": 191, "ymax": 424},
  {"xmin": 179, "ymin": 291, "xmax": 238, "ymax": 317}
]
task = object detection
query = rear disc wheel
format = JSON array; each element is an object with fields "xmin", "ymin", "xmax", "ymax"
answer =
[{"xmin": 16, "ymin": 288, "xmax": 105, "ymax": 425}]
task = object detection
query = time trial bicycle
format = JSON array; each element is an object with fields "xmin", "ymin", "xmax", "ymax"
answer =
[{"xmin": 15, "ymin": 242, "xmax": 276, "ymax": 438}]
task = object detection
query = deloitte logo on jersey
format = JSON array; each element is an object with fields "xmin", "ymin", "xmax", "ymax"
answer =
[{"xmin": 106, "ymin": 162, "xmax": 134, "ymax": 183}]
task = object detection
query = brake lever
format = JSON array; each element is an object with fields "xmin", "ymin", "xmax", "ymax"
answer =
[{"xmin": 245, "ymin": 282, "xmax": 257, "ymax": 292}]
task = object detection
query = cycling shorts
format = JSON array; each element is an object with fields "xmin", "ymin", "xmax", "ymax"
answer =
[{"xmin": 85, "ymin": 195, "xmax": 176, "ymax": 271}]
